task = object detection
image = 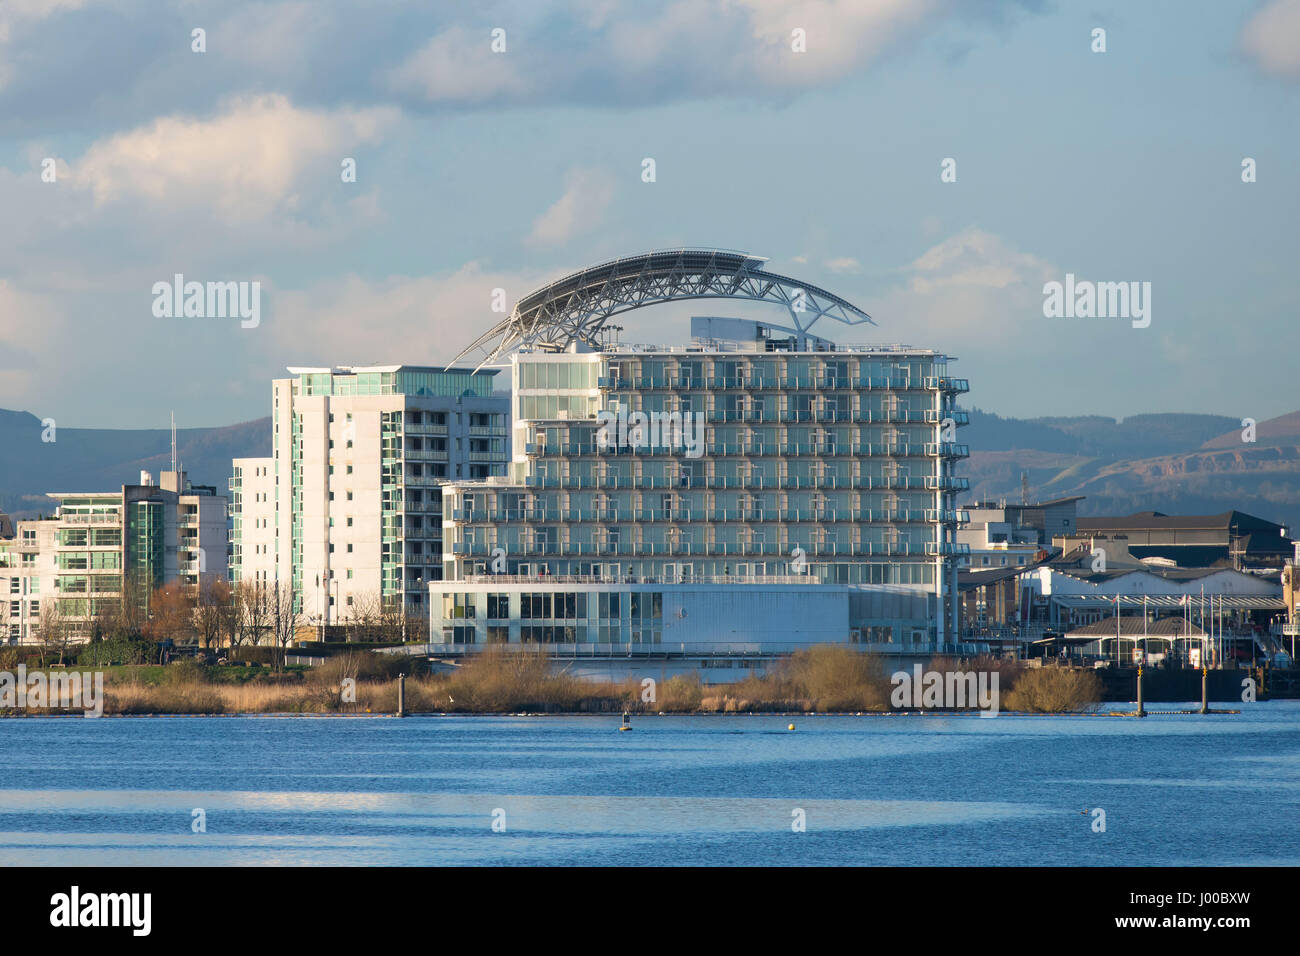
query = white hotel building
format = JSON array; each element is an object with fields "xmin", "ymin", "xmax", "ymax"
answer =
[{"xmin": 427, "ymin": 251, "xmax": 972, "ymax": 667}]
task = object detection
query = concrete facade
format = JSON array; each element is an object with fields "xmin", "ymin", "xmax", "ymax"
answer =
[{"xmin": 230, "ymin": 365, "xmax": 510, "ymax": 624}]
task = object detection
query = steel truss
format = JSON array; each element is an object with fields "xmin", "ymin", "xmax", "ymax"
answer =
[{"xmin": 450, "ymin": 248, "xmax": 875, "ymax": 370}]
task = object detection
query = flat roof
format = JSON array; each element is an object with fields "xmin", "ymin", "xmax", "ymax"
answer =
[
  {"xmin": 1077, "ymin": 510, "xmax": 1285, "ymax": 532},
  {"xmin": 285, "ymin": 365, "xmax": 498, "ymax": 376}
]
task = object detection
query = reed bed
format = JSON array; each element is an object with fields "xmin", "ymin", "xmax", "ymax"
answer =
[{"xmin": 4, "ymin": 645, "xmax": 1101, "ymax": 715}]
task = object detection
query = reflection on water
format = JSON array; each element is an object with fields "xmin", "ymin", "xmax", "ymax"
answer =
[{"xmin": 1, "ymin": 706, "xmax": 1298, "ymax": 866}]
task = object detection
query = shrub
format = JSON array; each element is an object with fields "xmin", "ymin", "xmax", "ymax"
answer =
[
  {"xmin": 307, "ymin": 651, "xmax": 409, "ymax": 686},
  {"xmin": 1003, "ymin": 667, "xmax": 1102, "ymax": 713},
  {"xmin": 776, "ymin": 645, "xmax": 889, "ymax": 711},
  {"xmin": 656, "ymin": 674, "xmax": 704, "ymax": 712},
  {"xmin": 162, "ymin": 658, "xmax": 208, "ymax": 686},
  {"xmin": 77, "ymin": 637, "xmax": 152, "ymax": 667}
]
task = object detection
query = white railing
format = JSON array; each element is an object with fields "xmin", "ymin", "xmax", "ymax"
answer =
[{"xmin": 451, "ymin": 573, "xmax": 816, "ymax": 586}]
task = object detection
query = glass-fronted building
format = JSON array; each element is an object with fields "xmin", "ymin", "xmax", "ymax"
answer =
[
  {"xmin": 432, "ymin": 319, "xmax": 970, "ymax": 657},
  {"xmin": 0, "ymin": 470, "xmax": 227, "ymax": 644}
]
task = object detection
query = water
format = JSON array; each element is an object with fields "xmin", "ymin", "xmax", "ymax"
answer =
[{"xmin": 2, "ymin": 703, "xmax": 1298, "ymax": 866}]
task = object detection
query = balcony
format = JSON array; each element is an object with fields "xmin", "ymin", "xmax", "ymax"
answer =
[
  {"xmin": 922, "ymin": 443, "xmax": 971, "ymax": 458},
  {"xmin": 925, "ymin": 542, "xmax": 972, "ymax": 556},
  {"xmin": 59, "ymin": 514, "xmax": 120, "ymax": 525},
  {"xmin": 405, "ymin": 422, "xmax": 449, "ymax": 436}
]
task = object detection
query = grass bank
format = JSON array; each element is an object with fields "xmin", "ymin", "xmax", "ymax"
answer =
[{"xmin": 2, "ymin": 647, "xmax": 1104, "ymax": 715}]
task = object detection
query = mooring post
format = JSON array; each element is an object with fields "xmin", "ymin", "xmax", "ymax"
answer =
[
  {"xmin": 1200, "ymin": 666, "xmax": 1208, "ymax": 714},
  {"xmin": 1136, "ymin": 665, "xmax": 1145, "ymax": 718},
  {"xmin": 397, "ymin": 673, "xmax": 406, "ymax": 718}
]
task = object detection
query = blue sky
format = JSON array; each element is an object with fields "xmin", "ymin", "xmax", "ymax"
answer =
[{"xmin": 1, "ymin": 0, "xmax": 1297, "ymax": 428}]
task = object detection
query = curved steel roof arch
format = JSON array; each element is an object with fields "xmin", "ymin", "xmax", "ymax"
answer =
[{"xmin": 449, "ymin": 248, "xmax": 875, "ymax": 370}]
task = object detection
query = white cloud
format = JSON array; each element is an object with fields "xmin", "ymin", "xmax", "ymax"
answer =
[
  {"xmin": 386, "ymin": 26, "xmax": 530, "ymax": 103},
  {"xmin": 526, "ymin": 167, "xmax": 616, "ymax": 245},
  {"xmin": 388, "ymin": 0, "xmax": 1014, "ymax": 106},
  {"xmin": 824, "ymin": 256, "xmax": 862, "ymax": 274},
  {"xmin": 1239, "ymin": 0, "xmax": 1300, "ymax": 78},
  {"xmin": 859, "ymin": 227, "xmax": 1055, "ymax": 341},
  {"xmin": 906, "ymin": 227, "xmax": 1052, "ymax": 295},
  {"xmin": 69, "ymin": 94, "xmax": 397, "ymax": 221},
  {"xmin": 732, "ymin": 0, "xmax": 940, "ymax": 87}
]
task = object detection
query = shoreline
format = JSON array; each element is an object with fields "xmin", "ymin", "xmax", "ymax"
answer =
[{"xmin": 0, "ymin": 707, "xmax": 1246, "ymax": 719}]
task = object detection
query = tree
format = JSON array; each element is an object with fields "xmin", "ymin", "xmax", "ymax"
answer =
[
  {"xmin": 376, "ymin": 595, "xmax": 413, "ymax": 644},
  {"xmin": 348, "ymin": 591, "xmax": 385, "ymax": 643},
  {"xmin": 232, "ymin": 580, "xmax": 271, "ymax": 651},
  {"xmin": 110, "ymin": 569, "xmax": 153, "ymax": 640},
  {"xmin": 195, "ymin": 578, "xmax": 233, "ymax": 650},
  {"xmin": 145, "ymin": 582, "xmax": 196, "ymax": 644},
  {"xmin": 37, "ymin": 601, "xmax": 76, "ymax": 666},
  {"xmin": 268, "ymin": 580, "xmax": 301, "ymax": 673}
]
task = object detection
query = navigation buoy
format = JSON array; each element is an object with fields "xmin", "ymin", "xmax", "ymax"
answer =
[{"xmin": 620, "ymin": 711, "xmax": 633, "ymax": 732}]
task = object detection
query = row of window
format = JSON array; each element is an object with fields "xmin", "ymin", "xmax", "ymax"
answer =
[{"xmin": 444, "ymin": 590, "xmax": 666, "ymax": 622}]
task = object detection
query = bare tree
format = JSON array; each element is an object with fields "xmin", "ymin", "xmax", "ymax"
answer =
[
  {"xmin": 38, "ymin": 601, "xmax": 76, "ymax": 666},
  {"xmin": 268, "ymin": 580, "xmax": 301, "ymax": 673},
  {"xmin": 348, "ymin": 591, "xmax": 385, "ymax": 643},
  {"xmin": 145, "ymin": 582, "xmax": 196, "ymax": 645},
  {"xmin": 195, "ymin": 578, "xmax": 233, "ymax": 650},
  {"xmin": 114, "ymin": 569, "xmax": 152, "ymax": 640},
  {"xmin": 376, "ymin": 595, "xmax": 411, "ymax": 644},
  {"xmin": 232, "ymin": 581, "xmax": 272, "ymax": 651}
]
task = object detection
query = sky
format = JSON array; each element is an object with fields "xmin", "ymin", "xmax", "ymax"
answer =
[{"xmin": 1, "ymin": 0, "xmax": 1297, "ymax": 429}]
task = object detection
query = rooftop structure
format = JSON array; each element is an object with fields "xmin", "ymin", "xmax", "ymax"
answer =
[
  {"xmin": 450, "ymin": 248, "xmax": 877, "ymax": 368},
  {"xmin": 1057, "ymin": 509, "xmax": 1293, "ymax": 570}
]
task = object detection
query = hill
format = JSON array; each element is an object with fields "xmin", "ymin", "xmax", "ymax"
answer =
[
  {"xmin": 961, "ymin": 409, "xmax": 1300, "ymax": 534},
  {"xmin": 0, "ymin": 409, "xmax": 269, "ymax": 518}
]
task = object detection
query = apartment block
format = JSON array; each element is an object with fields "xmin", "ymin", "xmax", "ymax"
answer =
[
  {"xmin": 0, "ymin": 470, "xmax": 227, "ymax": 644},
  {"xmin": 229, "ymin": 365, "xmax": 510, "ymax": 625}
]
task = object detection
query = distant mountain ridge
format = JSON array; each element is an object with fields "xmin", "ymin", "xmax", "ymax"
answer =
[
  {"xmin": 0, "ymin": 408, "xmax": 269, "ymax": 518},
  {"xmin": 961, "ymin": 408, "xmax": 1300, "ymax": 535},
  {"xmin": 3, "ymin": 406, "xmax": 1298, "ymax": 534}
]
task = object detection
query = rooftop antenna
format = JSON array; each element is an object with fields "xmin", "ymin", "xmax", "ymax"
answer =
[{"xmin": 171, "ymin": 411, "xmax": 178, "ymax": 475}]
